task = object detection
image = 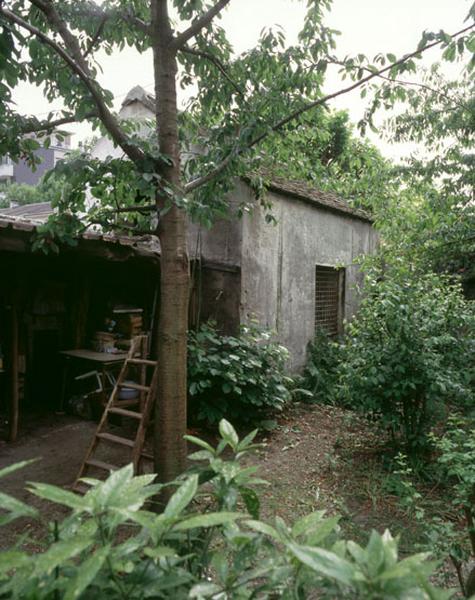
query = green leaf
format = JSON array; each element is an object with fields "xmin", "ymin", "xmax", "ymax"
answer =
[
  {"xmin": 164, "ymin": 475, "xmax": 198, "ymax": 518},
  {"xmin": 245, "ymin": 519, "xmax": 281, "ymax": 540},
  {"xmin": 292, "ymin": 510, "xmax": 326, "ymax": 537},
  {"xmin": 143, "ymin": 545, "xmax": 177, "ymax": 559},
  {"xmin": 174, "ymin": 511, "xmax": 242, "ymax": 531},
  {"xmin": 64, "ymin": 545, "xmax": 110, "ymax": 600},
  {"xmin": 0, "ymin": 492, "xmax": 38, "ymax": 526},
  {"xmin": 28, "ymin": 482, "xmax": 86, "ymax": 510},
  {"xmin": 188, "ymin": 450, "xmax": 214, "ymax": 461},
  {"xmin": 0, "ymin": 550, "xmax": 30, "ymax": 575},
  {"xmin": 219, "ymin": 419, "xmax": 239, "ymax": 448},
  {"xmin": 0, "ymin": 459, "xmax": 36, "ymax": 480},
  {"xmin": 184, "ymin": 435, "xmax": 215, "ymax": 453},
  {"xmin": 366, "ymin": 530, "xmax": 385, "ymax": 577},
  {"xmin": 189, "ymin": 582, "xmax": 222, "ymax": 597},
  {"xmin": 33, "ymin": 537, "xmax": 92, "ymax": 577},
  {"xmin": 239, "ymin": 486, "xmax": 260, "ymax": 519},
  {"xmin": 237, "ymin": 429, "xmax": 259, "ymax": 451},
  {"xmin": 287, "ymin": 542, "xmax": 356, "ymax": 586}
]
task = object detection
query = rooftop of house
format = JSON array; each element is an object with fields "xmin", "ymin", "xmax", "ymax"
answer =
[
  {"xmin": 265, "ymin": 175, "xmax": 372, "ymax": 223},
  {"xmin": 121, "ymin": 85, "xmax": 156, "ymax": 114},
  {"xmin": 0, "ymin": 201, "xmax": 54, "ymax": 222},
  {"xmin": 0, "ymin": 203, "xmax": 160, "ymax": 262}
]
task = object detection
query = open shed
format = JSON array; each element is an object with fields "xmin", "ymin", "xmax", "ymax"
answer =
[{"xmin": 0, "ymin": 207, "xmax": 160, "ymax": 441}]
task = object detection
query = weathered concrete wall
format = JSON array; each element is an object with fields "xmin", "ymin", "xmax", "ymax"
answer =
[
  {"xmin": 187, "ymin": 192, "xmax": 243, "ymax": 268},
  {"xmin": 240, "ymin": 188, "xmax": 377, "ymax": 370}
]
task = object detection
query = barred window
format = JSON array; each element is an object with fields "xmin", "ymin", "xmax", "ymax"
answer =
[{"xmin": 315, "ymin": 265, "xmax": 344, "ymax": 336}]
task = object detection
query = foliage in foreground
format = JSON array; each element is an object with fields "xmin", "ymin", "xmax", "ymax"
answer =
[
  {"xmin": 0, "ymin": 420, "xmax": 449, "ymax": 599},
  {"xmin": 187, "ymin": 322, "xmax": 291, "ymax": 425}
]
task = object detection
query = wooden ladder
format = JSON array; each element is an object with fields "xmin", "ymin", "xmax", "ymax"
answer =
[{"xmin": 73, "ymin": 335, "xmax": 157, "ymax": 494}]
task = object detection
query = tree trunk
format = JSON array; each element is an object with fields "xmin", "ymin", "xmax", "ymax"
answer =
[{"xmin": 151, "ymin": 0, "xmax": 189, "ymax": 483}]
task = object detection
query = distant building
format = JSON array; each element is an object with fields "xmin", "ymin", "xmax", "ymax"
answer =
[{"xmin": 0, "ymin": 131, "xmax": 73, "ymax": 186}]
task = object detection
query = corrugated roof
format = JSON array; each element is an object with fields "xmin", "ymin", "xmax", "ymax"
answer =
[
  {"xmin": 0, "ymin": 204, "xmax": 160, "ymax": 260},
  {"xmin": 264, "ymin": 175, "xmax": 372, "ymax": 223},
  {"xmin": 0, "ymin": 201, "xmax": 54, "ymax": 222}
]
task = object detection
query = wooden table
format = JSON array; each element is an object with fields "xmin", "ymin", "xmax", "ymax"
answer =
[{"xmin": 59, "ymin": 349, "xmax": 128, "ymax": 410}]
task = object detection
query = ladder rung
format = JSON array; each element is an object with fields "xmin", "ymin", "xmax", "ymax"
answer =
[
  {"xmin": 97, "ymin": 432, "xmax": 135, "ymax": 447},
  {"xmin": 128, "ymin": 358, "xmax": 156, "ymax": 367},
  {"xmin": 108, "ymin": 407, "xmax": 143, "ymax": 419},
  {"xmin": 119, "ymin": 382, "xmax": 150, "ymax": 392},
  {"xmin": 141, "ymin": 452, "xmax": 154, "ymax": 461},
  {"xmin": 114, "ymin": 399, "xmax": 139, "ymax": 408},
  {"xmin": 86, "ymin": 459, "xmax": 118, "ymax": 472},
  {"xmin": 72, "ymin": 482, "xmax": 91, "ymax": 495}
]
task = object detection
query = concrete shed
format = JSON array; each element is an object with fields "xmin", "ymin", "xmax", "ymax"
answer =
[{"xmin": 189, "ymin": 177, "xmax": 377, "ymax": 370}]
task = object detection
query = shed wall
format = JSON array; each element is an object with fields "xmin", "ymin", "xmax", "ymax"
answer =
[{"xmin": 240, "ymin": 189, "xmax": 377, "ymax": 369}]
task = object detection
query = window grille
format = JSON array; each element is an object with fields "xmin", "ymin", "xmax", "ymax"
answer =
[{"xmin": 315, "ymin": 265, "xmax": 344, "ymax": 336}]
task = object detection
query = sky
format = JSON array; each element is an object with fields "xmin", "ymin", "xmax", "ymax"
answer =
[{"xmin": 12, "ymin": 0, "xmax": 472, "ymax": 159}]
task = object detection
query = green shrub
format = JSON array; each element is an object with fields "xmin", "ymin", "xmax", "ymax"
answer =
[
  {"xmin": 339, "ymin": 272, "xmax": 475, "ymax": 454},
  {"xmin": 430, "ymin": 417, "xmax": 475, "ymax": 594},
  {"xmin": 187, "ymin": 322, "xmax": 292, "ymax": 425},
  {"xmin": 299, "ymin": 328, "xmax": 344, "ymax": 403},
  {"xmin": 0, "ymin": 420, "xmax": 449, "ymax": 599}
]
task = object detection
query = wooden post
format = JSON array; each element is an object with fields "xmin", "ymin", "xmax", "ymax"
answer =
[
  {"xmin": 9, "ymin": 303, "xmax": 19, "ymax": 442},
  {"xmin": 70, "ymin": 273, "xmax": 91, "ymax": 349}
]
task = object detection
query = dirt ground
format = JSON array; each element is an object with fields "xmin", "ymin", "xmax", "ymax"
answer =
[
  {"xmin": 0, "ymin": 404, "xmax": 386, "ymax": 547},
  {"xmin": 0, "ymin": 403, "xmax": 459, "ymax": 591},
  {"xmin": 0, "ymin": 415, "xmax": 97, "ymax": 549}
]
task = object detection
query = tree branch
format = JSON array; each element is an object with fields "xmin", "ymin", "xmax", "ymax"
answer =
[
  {"xmin": 1, "ymin": 3, "xmax": 145, "ymax": 166},
  {"xmin": 90, "ymin": 219, "xmax": 157, "ymax": 237},
  {"xmin": 104, "ymin": 204, "xmax": 157, "ymax": 214},
  {"xmin": 180, "ymin": 45, "xmax": 244, "ymax": 96},
  {"xmin": 17, "ymin": 112, "xmax": 96, "ymax": 135},
  {"xmin": 184, "ymin": 22, "xmax": 475, "ymax": 193},
  {"xmin": 171, "ymin": 0, "xmax": 232, "ymax": 49},
  {"xmin": 328, "ymin": 59, "xmax": 470, "ymax": 111},
  {"xmin": 29, "ymin": 0, "xmax": 89, "ymax": 72},
  {"xmin": 84, "ymin": 15, "xmax": 107, "ymax": 58},
  {"xmin": 120, "ymin": 9, "xmax": 150, "ymax": 36},
  {"xmin": 72, "ymin": 4, "xmax": 151, "ymax": 36}
]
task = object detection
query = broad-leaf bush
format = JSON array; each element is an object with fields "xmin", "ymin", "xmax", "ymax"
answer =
[
  {"xmin": 338, "ymin": 271, "xmax": 475, "ymax": 454},
  {"xmin": 187, "ymin": 322, "xmax": 292, "ymax": 425},
  {"xmin": 0, "ymin": 420, "xmax": 449, "ymax": 599}
]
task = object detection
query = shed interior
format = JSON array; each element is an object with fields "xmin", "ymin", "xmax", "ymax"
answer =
[{"xmin": 0, "ymin": 244, "xmax": 159, "ymax": 442}]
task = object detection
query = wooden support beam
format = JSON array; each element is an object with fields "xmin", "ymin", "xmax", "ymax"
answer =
[{"xmin": 9, "ymin": 303, "xmax": 19, "ymax": 442}]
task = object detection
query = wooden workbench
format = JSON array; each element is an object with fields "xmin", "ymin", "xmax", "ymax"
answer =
[{"xmin": 59, "ymin": 349, "xmax": 128, "ymax": 410}]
